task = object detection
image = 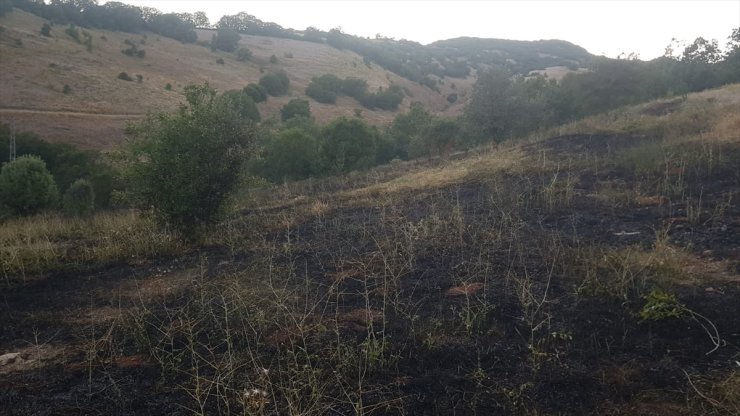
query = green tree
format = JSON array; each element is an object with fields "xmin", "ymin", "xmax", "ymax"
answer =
[
  {"xmin": 0, "ymin": 155, "xmax": 59, "ymax": 216},
  {"xmin": 258, "ymin": 128, "xmax": 320, "ymax": 180},
  {"xmin": 259, "ymin": 71, "xmax": 290, "ymax": 96},
  {"xmin": 63, "ymin": 178, "xmax": 95, "ymax": 217},
  {"xmin": 281, "ymin": 98, "xmax": 310, "ymax": 122},
  {"xmin": 120, "ymin": 84, "xmax": 255, "ymax": 233},
  {"xmin": 243, "ymin": 83, "xmax": 267, "ymax": 102},
  {"xmin": 221, "ymin": 90, "xmax": 260, "ymax": 122},
  {"xmin": 305, "ymin": 74, "xmax": 342, "ymax": 104},
  {"xmin": 321, "ymin": 117, "xmax": 378, "ymax": 173},
  {"xmin": 388, "ymin": 102, "xmax": 435, "ymax": 159},
  {"xmin": 236, "ymin": 47, "xmax": 252, "ymax": 62},
  {"xmin": 41, "ymin": 22, "xmax": 52, "ymax": 37},
  {"xmin": 212, "ymin": 27, "xmax": 240, "ymax": 52}
]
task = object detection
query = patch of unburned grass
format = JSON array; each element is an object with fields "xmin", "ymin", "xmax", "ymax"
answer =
[
  {"xmin": 0, "ymin": 210, "xmax": 183, "ymax": 281},
  {"xmin": 339, "ymin": 145, "xmax": 524, "ymax": 205}
]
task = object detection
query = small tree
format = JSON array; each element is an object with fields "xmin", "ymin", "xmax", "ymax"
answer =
[
  {"xmin": 63, "ymin": 178, "xmax": 95, "ymax": 217},
  {"xmin": 259, "ymin": 71, "xmax": 290, "ymax": 96},
  {"xmin": 321, "ymin": 117, "xmax": 378, "ymax": 173},
  {"xmin": 258, "ymin": 128, "xmax": 320, "ymax": 180},
  {"xmin": 236, "ymin": 47, "xmax": 252, "ymax": 62},
  {"xmin": 243, "ymin": 83, "xmax": 267, "ymax": 102},
  {"xmin": 221, "ymin": 90, "xmax": 260, "ymax": 122},
  {"xmin": 41, "ymin": 23, "xmax": 52, "ymax": 37},
  {"xmin": 0, "ymin": 155, "xmax": 58, "ymax": 215},
  {"xmin": 120, "ymin": 84, "xmax": 255, "ymax": 233},
  {"xmin": 211, "ymin": 27, "xmax": 240, "ymax": 52},
  {"xmin": 281, "ymin": 99, "xmax": 310, "ymax": 122}
]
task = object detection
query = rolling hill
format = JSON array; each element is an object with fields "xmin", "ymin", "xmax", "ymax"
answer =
[{"xmin": 0, "ymin": 8, "xmax": 591, "ymax": 149}]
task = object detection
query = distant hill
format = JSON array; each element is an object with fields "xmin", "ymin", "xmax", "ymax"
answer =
[{"xmin": 0, "ymin": 7, "xmax": 592, "ymax": 149}]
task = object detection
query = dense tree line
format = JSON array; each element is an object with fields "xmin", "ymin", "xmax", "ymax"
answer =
[
  {"xmin": 7, "ymin": 0, "xmax": 202, "ymax": 43},
  {"xmin": 465, "ymin": 29, "xmax": 740, "ymax": 142}
]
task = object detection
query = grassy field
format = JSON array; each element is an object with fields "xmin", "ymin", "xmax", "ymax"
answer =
[
  {"xmin": 1, "ymin": 84, "xmax": 738, "ymax": 414},
  {"xmin": 0, "ymin": 9, "xmax": 473, "ymax": 149}
]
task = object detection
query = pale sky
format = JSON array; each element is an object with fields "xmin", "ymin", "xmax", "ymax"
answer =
[{"xmin": 106, "ymin": 1, "xmax": 740, "ymax": 60}]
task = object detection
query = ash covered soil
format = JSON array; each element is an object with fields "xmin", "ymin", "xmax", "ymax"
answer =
[{"xmin": 1, "ymin": 133, "xmax": 739, "ymax": 415}]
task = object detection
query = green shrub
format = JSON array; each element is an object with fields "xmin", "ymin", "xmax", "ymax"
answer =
[
  {"xmin": 122, "ymin": 41, "xmax": 145, "ymax": 58},
  {"xmin": 257, "ymin": 128, "xmax": 320, "ymax": 180},
  {"xmin": 0, "ymin": 155, "xmax": 59, "ymax": 216},
  {"xmin": 136, "ymin": 74, "xmax": 143, "ymax": 83},
  {"xmin": 341, "ymin": 77, "xmax": 369, "ymax": 99},
  {"xmin": 165, "ymin": 83, "xmax": 173, "ymax": 91},
  {"xmin": 305, "ymin": 74, "xmax": 342, "ymax": 104},
  {"xmin": 283, "ymin": 52, "xmax": 293, "ymax": 58},
  {"xmin": 269, "ymin": 54, "xmax": 279, "ymax": 64},
  {"xmin": 259, "ymin": 71, "xmax": 290, "ymax": 96},
  {"xmin": 118, "ymin": 72, "xmax": 133, "ymax": 81},
  {"xmin": 63, "ymin": 178, "xmax": 95, "ymax": 217},
  {"xmin": 243, "ymin": 83, "xmax": 267, "ymax": 103},
  {"xmin": 211, "ymin": 27, "xmax": 240, "ymax": 52},
  {"xmin": 120, "ymin": 84, "xmax": 256, "ymax": 233},
  {"xmin": 65, "ymin": 24, "xmax": 80, "ymax": 43},
  {"xmin": 40, "ymin": 23, "xmax": 52, "ymax": 37},
  {"xmin": 221, "ymin": 90, "xmax": 260, "ymax": 122},
  {"xmin": 62, "ymin": 84, "xmax": 71, "ymax": 94},
  {"xmin": 236, "ymin": 47, "xmax": 252, "ymax": 62},
  {"xmin": 216, "ymin": 58, "xmax": 225, "ymax": 65},
  {"xmin": 281, "ymin": 98, "xmax": 310, "ymax": 122},
  {"xmin": 321, "ymin": 117, "xmax": 378, "ymax": 173}
]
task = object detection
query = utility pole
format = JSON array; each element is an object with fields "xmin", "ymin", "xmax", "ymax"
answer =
[{"xmin": 9, "ymin": 120, "xmax": 17, "ymax": 162}]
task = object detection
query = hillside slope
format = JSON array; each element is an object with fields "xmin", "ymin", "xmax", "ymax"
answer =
[
  {"xmin": 0, "ymin": 8, "xmax": 594, "ymax": 150},
  {"xmin": 0, "ymin": 9, "xmax": 473, "ymax": 148},
  {"xmin": 1, "ymin": 84, "xmax": 738, "ymax": 414}
]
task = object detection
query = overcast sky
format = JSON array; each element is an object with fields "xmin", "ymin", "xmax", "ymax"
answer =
[{"xmin": 107, "ymin": 1, "xmax": 740, "ymax": 60}]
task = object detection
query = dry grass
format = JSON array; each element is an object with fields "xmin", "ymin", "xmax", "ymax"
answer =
[{"xmin": 0, "ymin": 210, "xmax": 183, "ymax": 280}]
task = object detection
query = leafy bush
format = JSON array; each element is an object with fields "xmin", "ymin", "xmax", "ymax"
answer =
[
  {"xmin": 358, "ymin": 85, "xmax": 404, "ymax": 110},
  {"xmin": 65, "ymin": 24, "xmax": 80, "ymax": 42},
  {"xmin": 243, "ymin": 83, "xmax": 267, "ymax": 103},
  {"xmin": 62, "ymin": 84, "xmax": 71, "ymax": 94},
  {"xmin": 0, "ymin": 125, "xmax": 117, "ymax": 208},
  {"xmin": 341, "ymin": 77, "xmax": 369, "ymax": 99},
  {"xmin": 165, "ymin": 83, "xmax": 173, "ymax": 91},
  {"xmin": 118, "ymin": 72, "xmax": 133, "ymax": 81},
  {"xmin": 122, "ymin": 42, "xmax": 145, "ymax": 58},
  {"xmin": 63, "ymin": 178, "xmax": 95, "ymax": 217},
  {"xmin": 136, "ymin": 74, "xmax": 143, "ymax": 83},
  {"xmin": 40, "ymin": 22, "xmax": 52, "ymax": 37},
  {"xmin": 120, "ymin": 84, "xmax": 255, "ymax": 233},
  {"xmin": 256, "ymin": 128, "xmax": 320, "ymax": 180},
  {"xmin": 216, "ymin": 58, "xmax": 225, "ymax": 65},
  {"xmin": 211, "ymin": 27, "xmax": 240, "ymax": 52},
  {"xmin": 305, "ymin": 74, "xmax": 342, "ymax": 104},
  {"xmin": 281, "ymin": 99, "xmax": 310, "ymax": 122},
  {"xmin": 0, "ymin": 155, "xmax": 59, "ymax": 216},
  {"xmin": 236, "ymin": 47, "xmax": 252, "ymax": 62},
  {"xmin": 269, "ymin": 54, "xmax": 279, "ymax": 64},
  {"xmin": 321, "ymin": 117, "xmax": 378, "ymax": 173},
  {"xmin": 259, "ymin": 71, "xmax": 290, "ymax": 96},
  {"xmin": 221, "ymin": 90, "xmax": 260, "ymax": 122}
]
